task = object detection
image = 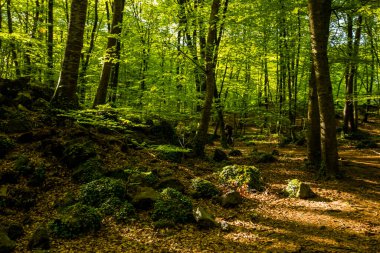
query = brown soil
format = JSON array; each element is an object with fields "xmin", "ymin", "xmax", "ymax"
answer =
[{"xmin": 5, "ymin": 118, "xmax": 380, "ymax": 252}]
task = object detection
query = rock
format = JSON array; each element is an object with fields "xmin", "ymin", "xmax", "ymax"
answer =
[
  {"xmin": 6, "ymin": 185, "xmax": 36, "ymax": 210},
  {"xmin": 219, "ymin": 190, "xmax": 243, "ymax": 208},
  {"xmin": 220, "ymin": 221, "xmax": 230, "ymax": 231},
  {"xmin": 271, "ymin": 149, "xmax": 280, "ymax": 156},
  {"xmin": 190, "ymin": 178, "xmax": 220, "ymax": 199},
  {"xmin": 0, "ymin": 136, "xmax": 15, "ymax": 158},
  {"xmin": 213, "ymin": 149, "xmax": 228, "ymax": 162},
  {"xmin": 4, "ymin": 116, "xmax": 33, "ymax": 133},
  {"xmin": 32, "ymin": 98, "xmax": 50, "ymax": 110},
  {"xmin": 27, "ymin": 166, "xmax": 46, "ymax": 187},
  {"xmin": 132, "ymin": 187, "xmax": 160, "ymax": 210},
  {"xmin": 72, "ymin": 158, "xmax": 104, "ymax": 183},
  {"xmin": 62, "ymin": 141, "xmax": 97, "ymax": 168},
  {"xmin": 219, "ymin": 165, "xmax": 264, "ymax": 191},
  {"xmin": 114, "ymin": 202, "xmax": 136, "ymax": 224},
  {"xmin": 285, "ymin": 179, "xmax": 315, "ymax": 199},
  {"xmin": 157, "ymin": 178, "xmax": 185, "ymax": 193},
  {"xmin": 194, "ymin": 206, "xmax": 217, "ymax": 229},
  {"xmin": 15, "ymin": 91, "xmax": 33, "ymax": 109},
  {"xmin": 27, "ymin": 225, "xmax": 50, "ymax": 250},
  {"xmin": 229, "ymin": 149, "xmax": 242, "ymax": 157},
  {"xmin": 0, "ymin": 230, "xmax": 16, "ymax": 253},
  {"xmin": 0, "ymin": 169, "xmax": 19, "ymax": 184}
]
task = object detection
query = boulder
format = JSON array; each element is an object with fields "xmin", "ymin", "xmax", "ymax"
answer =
[
  {"xmin": 132, "ymin": 187, "xmax": 159, "ymax": 210},
  {"xmin": 190, "ymin": 178, "xmax": 220, "ymax": 199},
  {"xmin": 285, "ymin": 179, "xmax": 315, "ymax": 199},
  {"xmin": 194, "ymin": 207, "xmax": 217, "ymax": 229},
  {"xmin": 0, "ymin": 220, "xmax": 23, "ymax": 240},
  {"xmin": 157, "ymin": 178, "xmax": 185, "ymax": 193},
  {"xmin": 0, "ymin": 230, "xmax": 16, "ymax": 253},
  {"xmin": 219, "ymin": 165, "xmax": 264, "ymax": 191},
  {"xmin": 72, "ymin": 158, "xmax": 104, "ymax": 183},
  {"xmin": 27, "ymin": 225, "xmax": 50, "ymax": 250},
  {"xmin": 213, "ymin": 149, "xmax": 228, "ymax": 162},
  {"xmin": 0, "ymin": 136, "xmax": 15, "ymax": 158},
  {"xmin": 62, "ymin": 141, "xmax": 97, "ymax": 167},
  {"xmin": 219, "ymin": 190, "xmax": 243, "ymax": 208},
  {"xmin": 229, "ymin": 149, "xmax": 242, "ymax": 157}
]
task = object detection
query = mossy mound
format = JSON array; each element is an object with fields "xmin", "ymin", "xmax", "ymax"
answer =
[
  {"xmin": 79, "ymin": 177, "xmax": 126, "ymax": 207},
  {"xmin": 190, "ymin": 178, "xmax": 220, "ymax": 199},
  {"xmin": 151, "ymin": 188, "xmax": 194, "ymax": 227},
  {"xmin": 14, "ymin": 155, "xmax": 34, "ymax": 176},
  {"xmin": 98, "ymin": 197, "xmax": 123, "ymax": 216},
  {"xmin": 219, "ymin": 165, "xmax": 264, "ymax": 191},
  {"xmin": 114, "ymin": 202, "xmax": 136, "ymax": 224},
  {"xmin": 72, "ymin": 158, "xmax": 104, "ymax": 183},
  {"xmin": 0, "ymin": 136, "xmax": 15, "ymax": 158},
  {"xmin": 62, "ymin": 141, "xmax": 97, "ymax": 167},
  {"xmin": 124, "ymin": 168, "xmax": 158, "ymax": 186},
  {"xmin": 251, "ymin": 151, "xmax": 276, "ymax": 163},
  {"xmin": 356, "ymin": 139, "xmax": 378, "ymax": 149},
  {"xmin": 49, "ymin": 203, "xmax": 101, "ymax": 238},
  {"xmin": 285, "ymin": 179, "xmax": 315, "ymax": 199},
  {"xmin": 155, "ymin": 145, "xmax": 190, "ymax": 163}
]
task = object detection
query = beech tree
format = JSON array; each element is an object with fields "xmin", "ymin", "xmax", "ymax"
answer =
[
  {"xmin": 51, "ymin": 0, "xmax": 88, "ymax": 109},
  {"xmin": 308, "ymin": 0, "xmax": 339, "ymax": 177}
]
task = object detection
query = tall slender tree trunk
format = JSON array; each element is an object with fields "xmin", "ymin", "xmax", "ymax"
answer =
[
  {"xmin": 93, "ymin": 0, "xmax": 125, "ymax": 107},
  {"xmin": 307, "ymin": 63, "xmax": 321, "ymax": 168},
  {"xmin": 51, "ymin": 0, "xmax": 88, "ymax": 109},
  {"xmin": 47, "ymin": 0, "xmax": 54, "ymax": 87},
  {"xmin": 6, "ymin": 0, "xmax": 21, "ymax": 78},
  {"xmin": 308, "ymin": 0, "xmax": 339, "ymax": 178},
  {"xmin": 193, "ymin": 0, "xmax": 224, "ymax": 156}
]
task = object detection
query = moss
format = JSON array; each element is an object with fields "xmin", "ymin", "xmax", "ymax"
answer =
[
  {"xmin": 124, "ymin": 168, "xmax": 158, "ymax": 186},
  {"xmin": 114, "ymin": 202, "xmax": 136, "ymax": 224},
  {"xmin": 14, "ymin": 155, "xmax": 34, "ymax": 176},
  {"xmin": 62, "ymin": 142, "xmax": 97, "ymax": 167},
  {"xmin": 79, "ymin": 177, "xmax": 126, "ymax": 207},
  {"xmin": 155, "ymin": 145, "xmax": 190, "ymax": 163},
  {"xmin": 98, "ymin": 197, "xmax": 123, "ymax": 216},
  {"xmin": 0, "ymin": 136, "xmax": 15, "ymax": 158},
  {"xmin": 251, "ymin": 151, "xmax": 276, "ymax": 163},
  {"xmin": 151, "ymin": 188, "xmax": 194, "ymax": 226},
  {"xmin": 49, "ymin": 203, "xmax": 101, "ymax": 238},
  {"xmin": 285, "ymin": 179, "xmax": 315, "ymax": 199},
  {"xmin": 219, "ymin": 165, "xmax": 264, "ymax": 191},
  {"xmin": 72, "ymin": 158, "xmax": 104, "ymax": 183},
  {"xmin": 190, "ymin": 178, "xmax": 220, "ymax": 199}
]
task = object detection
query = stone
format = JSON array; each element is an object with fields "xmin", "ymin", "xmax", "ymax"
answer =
[
  {"xmin": 213, "ymin": 149, "xmax": 228, "ymax": 162},
  {"xmin": 220, "ymin": 221, "xmax": 230, "ymax": 231},
  {"xmin": 132, "ymin": 187, "xmax": 160, "ymax": 210},
  {"xmin": 0, "ymin": 230, "xmax": 16, "ymax": 253},
  {"xmin": 219, "ymin": 190, "xmax": 243, "ymax": 208},
  {"xmin": 229, "ymin": 149, "xmax": 242, "ymax": 157},
  {"xmin": 285, "ymin": 179, "xmax": 315, "ymax": 199},
  {"xmin": 0, "ymin": 220, "xmax": 23, "ymax": 240},
  {"xmin": 27, "ymin": 225, "xmax": 50, "ymax": 250},
  {"xmin": 157, "ymin": 178, "xmax": 185, "ymax": 193},
  {"xmin": 194, "ymin": 207, "xmax": 217, "ymax": 229}
]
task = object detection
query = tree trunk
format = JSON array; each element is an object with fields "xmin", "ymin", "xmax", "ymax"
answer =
[
  {"xmin": 193, "ymin": 0, "xmax": 223, "ymax": 156},
  {"xmin": 6, "ymin": 0, "xmax": 21, "ymax": 78},
  {"xmin": 47, "ymin": 0, "xmax": 54, "ymax": 87},
  {"xmin": 307, "ymin": 63, "xmax": 321, "ymax": 169},
  {"xmin": 308, "ymin": 0, "xmax": 339, "ymax": 178},
  {"xmin": 51, "ymin": 0, "xmax": 88, "ymax": 109},
  {"xmin": 93, "ymin": 0, "xmax": 125, "ymax": 107}
]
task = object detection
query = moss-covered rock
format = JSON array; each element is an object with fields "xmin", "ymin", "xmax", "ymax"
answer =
[
  {"xmin": 151, "ymin": 188, "xmax": 194, "ymax": 227},
  {"xmin": 131, "ymin": 187, "xmax": 160, "ymax": 210},
  {"xmin": 98, "ymin": 197, "xmax": 123, "ymax": 216},
  {"xmin": 194, "ymin": 206, "xmax": 217, "ymax": 229},
  {"xmin": 0, "ymin": 136, "xmax": 15, "ymax": 158},
  {"xmin": 157, "ymin": 178, "xmax": 186, "ymax": 193},
  {"xmin": 0, "ymin": 168, "xmax": 19, "ymax": 184},
  {"xmin": 285, "ymin": 179, "xmax": 315, "ymax": 199},
  {"xmin": 27, "ymin": 225, "xmax": 50, "ymax": 250},
  {"xmin": 190, "ymin": 178, "xmax": 220, "ymax": 199},
  {"xmin": 79, "ymin": 177, "xmax": 126, "ymax": 207},
  {"xmin": 72, "ymin": 158, "xmax": 104, "ymax": 183},
  {"xmin": 219, "ymin": 165, "xmax": 264, "ymax": 191},
  {"xmin": 229, "ymin": 149, "xmax": 242, "ymax": 156},
  {"xmin": 13, "ymin": 155, "xmax": 34, "ymax": 176},
  {"xmin": 62, "ymin": 141, "xmax": 97, "ymax": 167},
  {"xmin": 0, "ymin": 220, "xmax": 23, "ymax": 240},
  {"xmin": 155, "ymin": 145, "xmax": 190, "ymax": 163},
  {"xmin": 114, "ymin": 202, "xmax": 136, "ymax": 224},
  {"xmin": 123, "ymin": 168, "xmax": 158, "ymax": 187},
  {"xmin": 5, "ymin": 185, "xmax": 36, "ymax": 210},
  {"xmin": 356, "ymin": 140, "xmax": 378, "ymax": 149},
  {"xmin": 49, "ymin": 203, "xmax": 101, "ymax": 238},
  {"xmin": 251, "ymin": 151, "xmax": 276, "ymax": 163},
  {"xmin": 218, "ymin": 190, "xmax": 243, "ymax": 208},
  {"xmin": 27, "ymin": 166, "xmax": 46, "ymax": 187}
]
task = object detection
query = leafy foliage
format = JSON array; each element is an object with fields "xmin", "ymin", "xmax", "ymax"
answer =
[
  {"xmin": 49, "ymin": 203, "xmax": 101, "ymax": 238},
  {"xmin": 79, "ymin": 178, "xmax": 126, "ymax": 207},
  {"xmin": 190, "ymin": 178, "xmax": 220, "ymax": 199},
  {"xmin": 219, "ymin": 165, "xmax": 264, "ymax": 191},
  {"xmin": 62, "ymin": 141, "xmax": 97, "ymax": 167},
  {"xmin": 114, "ymin": 202, "xmax": 136, "ymax": 224},
  {"xmin": 151, "ymin": 188, "xmax": 194, "ymax": 226}
]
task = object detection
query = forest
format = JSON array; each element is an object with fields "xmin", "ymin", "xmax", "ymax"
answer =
[{"xmin": 0, "ymin": 0, "xmax": 379, "ymax": 252}]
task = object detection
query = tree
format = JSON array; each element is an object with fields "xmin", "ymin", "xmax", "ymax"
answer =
[
  {"xmin": 51, "ymin": 0, "xmax": 88, "ymax": 109},
  {"xmin": 308, "ymin": 0, "xmax": 339, "ymax": 178},
  {"xmin": 93, "ymin": 0, "xmax": 125, "ymax": 107},
  {"xmin": 192, "ymin": 0, "xmax": 228, "ymax": 156}
]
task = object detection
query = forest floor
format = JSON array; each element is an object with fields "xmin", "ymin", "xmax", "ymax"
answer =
[{"xmin": 3, "ymin": 114, "xmax": 380, "ymax": 253}]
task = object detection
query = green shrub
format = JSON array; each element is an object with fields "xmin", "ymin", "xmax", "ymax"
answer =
[
  {"xmin": 190, "ymin": 178, "xmax": 220, "ymax": 198},
  {"xmin": 219, "ymin": 165, "xmax": 264, "ymax": 191},
  {"xmin": 49, "ymin": 203, "xmax": 101, "ymax": 238},
  {"xmin": 72, "ymin": 158, "xmax": 104, "ymax": 183},
  {"xmin": 79, "ymin": 177, "xmax": 126, "ymax": 207},
  {"xmin": 151, "ymin": 188, "xmax": 193, "ymax": 226},
  {"xmin": 98, "ymin": 197, "xmax": 123, "ymax": 216},
  {"xmin": 114, "ymin": 202, "xmax": 136, "ymax": 224},
  {"xmin": 0, "ymin": 136, "xmax": 15, "ymax": 158},
  {"xmin": 62, "ymin": 142, "xmax": 97, "ymax": 167}
]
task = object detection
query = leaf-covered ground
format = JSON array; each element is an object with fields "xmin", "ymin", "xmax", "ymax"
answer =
[{"xmin": 3, "ymin": 117, "xmax": 380, "ymax": 252}]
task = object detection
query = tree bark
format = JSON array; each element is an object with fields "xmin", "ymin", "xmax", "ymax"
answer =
[
  {"xmin": 192, "ymin": 0, "xmax": 223, "ymax": 156},
  {"xmin": 6, "ymin": 0, "xmax": 21, "ymax": 78},
  {"xmin": 308, "ymin": 0, "xmax": 339, "ymax": 178},
  {"xmin": 307, "ymin": 63, "xmax": 321, "ymax": 168},
  {"xmin": 47, "ymin": 0, "xmax": 54, "ymax": 87},
  {"xmin": 51, "ymin": 0, "xmax": 88, "ymax": 109},
  {"xmin": 93, "ymin": 0, "xmax": 125, "ymax": 107}
]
